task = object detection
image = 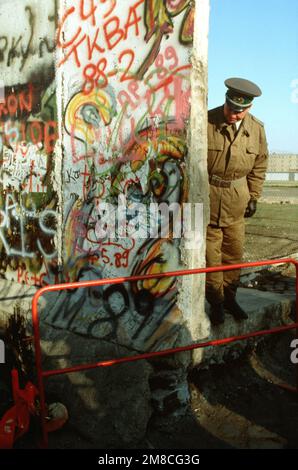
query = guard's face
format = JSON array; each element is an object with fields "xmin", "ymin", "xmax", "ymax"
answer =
[{"xmin": 224, "ymin": 103, "xmax": 252, "ymax": 124}]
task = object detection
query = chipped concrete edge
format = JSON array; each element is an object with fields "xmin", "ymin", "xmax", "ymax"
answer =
[{"xmin": 177, "ymin": 0, "xmax": 211, "ymax": 366}]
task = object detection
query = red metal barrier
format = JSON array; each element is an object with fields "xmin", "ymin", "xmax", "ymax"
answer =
[{"xmin": 31, "ymin": 257, "xmax": 298, "ymax": 447}]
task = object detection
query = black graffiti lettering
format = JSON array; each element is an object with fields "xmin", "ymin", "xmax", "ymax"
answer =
[
  {"xmin": 39, "ymin": 38, "xmax": 56, "ymax": 58},
  {"xmin": 48, "ymin": 0, "xmax": 58, "ymax": 27},
  {"xmin": 7, "ymin": 36, "xmax": 22, "ymax": 67},
  {"xmin": 0, "ymin": 37, "xmax": 8, "ymax": 62},
  {"xmin": 103, "ymin": 284, "xmax": 130, "ymax": 317},
  {"xmin": 3, "ymin": 5, "xmax": 55, "ymax": 71},
  {"xmin": 20, "ymin": 7, "xmax": 35, "ymax": 71}
]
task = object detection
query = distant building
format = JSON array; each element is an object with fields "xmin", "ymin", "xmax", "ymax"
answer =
[
  {"xmin": 268, "ymin": 154, "xmax": 298, "ymax": 172},
  {"xmin": 267, "ymin": 154, "xmax": 298, "ymax": 181}
]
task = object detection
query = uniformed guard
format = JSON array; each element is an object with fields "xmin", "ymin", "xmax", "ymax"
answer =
[{"xmin": 207, "ymin": 77, "xmax": 268, "ymax": 325}]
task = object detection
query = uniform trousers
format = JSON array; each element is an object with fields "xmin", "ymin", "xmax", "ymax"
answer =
[{"xmin": 206, "ymin": 219, "xmax": 245, "ymax": 305}]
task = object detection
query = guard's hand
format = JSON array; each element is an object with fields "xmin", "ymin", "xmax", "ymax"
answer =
[{"xmin": 244, "ymin": 198, "xmax": 257, "ymax": 218}]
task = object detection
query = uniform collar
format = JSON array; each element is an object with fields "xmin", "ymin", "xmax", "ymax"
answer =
[{"xmin": 216, "ymin": 105, "xmax": 251, "ymax": 136}]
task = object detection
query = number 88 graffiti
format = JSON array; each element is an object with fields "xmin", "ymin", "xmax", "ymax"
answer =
[{"xmin": 83, "ymin": 58, "xmax": 108, "ymax": 95}]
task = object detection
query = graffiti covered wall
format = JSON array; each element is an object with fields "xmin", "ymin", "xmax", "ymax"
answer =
[
  {"xmin": 0, "ymin": 0, "xmax": 59, "ymax": 287},
  {"xmin": 43, "ymin": 0, "xmax": 195, "ymax": 351},
  {"xmin": 0, "ymin": 0, "xmax": 209, "ymax": 354}
]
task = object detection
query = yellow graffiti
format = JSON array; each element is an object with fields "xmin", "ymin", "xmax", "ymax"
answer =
[
  {"xmin": 110, "ymin": 127, "xmax": 188, "ymax": 203},
  {"xmin": 65, "ymin": 88, "xmax": 115, "ymax": 146},
  {"xmin": 133, "ymin": 239, "xmax": 177, "ymax": 297}
]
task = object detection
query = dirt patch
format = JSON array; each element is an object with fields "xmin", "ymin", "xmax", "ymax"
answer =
[
  {"xmin": 146, "ymin": 329, "xmax": 298, "ymax": 449},
  {"xmin": 244, "ymin": 202, "xmax": 298, "ymax": 261}
]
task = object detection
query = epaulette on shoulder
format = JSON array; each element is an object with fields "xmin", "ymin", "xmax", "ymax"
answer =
[
  {"xmin": 208, "ymin": 106, "xmax": 222, "ymax": 124},
  {"xmin": 250, "ymin": 114, "xmax": 264, "ymax": 127},
  {"xmin": 208, "ymin": 106, "xmax": 222, "ymax": 116}
]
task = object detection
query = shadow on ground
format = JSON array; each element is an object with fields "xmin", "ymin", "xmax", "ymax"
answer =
[{"xmin": 146, "ymin": 329, "xmax": 298, "ymax": 449}]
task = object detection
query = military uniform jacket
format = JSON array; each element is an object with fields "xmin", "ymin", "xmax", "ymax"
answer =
[{"xmin": 208, "ymin": 106, "xmax": 268, "ymax": 227}]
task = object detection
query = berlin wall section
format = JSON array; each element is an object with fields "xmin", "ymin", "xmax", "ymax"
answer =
[
  {"xmin": 0, "ymin": 0, "xmax": 209, "ymax": 447},
  {"xmin": 0, "ymin": 0, "xmax": 58, "ymax": 287}
]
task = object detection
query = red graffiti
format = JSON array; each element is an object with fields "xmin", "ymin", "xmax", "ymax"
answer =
[
  {"xmin": 57, "ymin": 0, "xmax": 145, "ymax": 69},
  {"xmin": 116, "ymin": 61, "xmax": 191, "ymax": 136},
  {"xmin": 67, "ymin": 44, "xmax": 190, "ymax": 182},
  {"xmin": 83, "ymin": 58, "xmax": 109, "ymax": 94},
  {"xmin": 0, "ymin": 84, "xmax": 33, "ymax": 119},
  {"xmin": 119, "ymin": 49, "xmax": 135, "ymax": 82},
  {"xmin": 2, "ymin": 120, "xmax": 57, "ymax": 154},
  {"xmin": 80, "ymin": 0, "xmax": 97, "ymax": 26},
  {"xmin": 72, "ymin": 232, "xmax": 135, "ymax": 269},
  {"xmin": 17, "ymin": 267, "xmax": 58, "ymax": 287},
  {"xmin": 82, "ymin": 48, "xmax": 136, "ymax": 94},
  {"xmin": 87, "ymin": 245, "xmax": 131, "ymax": 269}
]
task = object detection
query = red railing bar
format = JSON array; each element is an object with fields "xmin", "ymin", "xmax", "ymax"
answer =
[
  {"xmin": 31, "ymin": 257, "xmax": 298, "ymax": 447},
  {"xmin": 32, "ymin": 258, "xmax": 295, "ymax": 301},
  {"xmin": 42, "ymin": 322, "xmax": 298, "ymax": 378}
]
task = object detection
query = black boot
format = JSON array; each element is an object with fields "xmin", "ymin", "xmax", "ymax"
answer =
[
  {"xmin": 209, "ymin": 303, "xmax": 225, "ymax": 325},
  {"xmin": 224, "ymin": 297, "xmax": 248, "ymax": 321}
]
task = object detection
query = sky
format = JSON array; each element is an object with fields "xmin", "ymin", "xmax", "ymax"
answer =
[{"xmin": 208, "ymin": 0, "xmax": 298, "ymax": 153}]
